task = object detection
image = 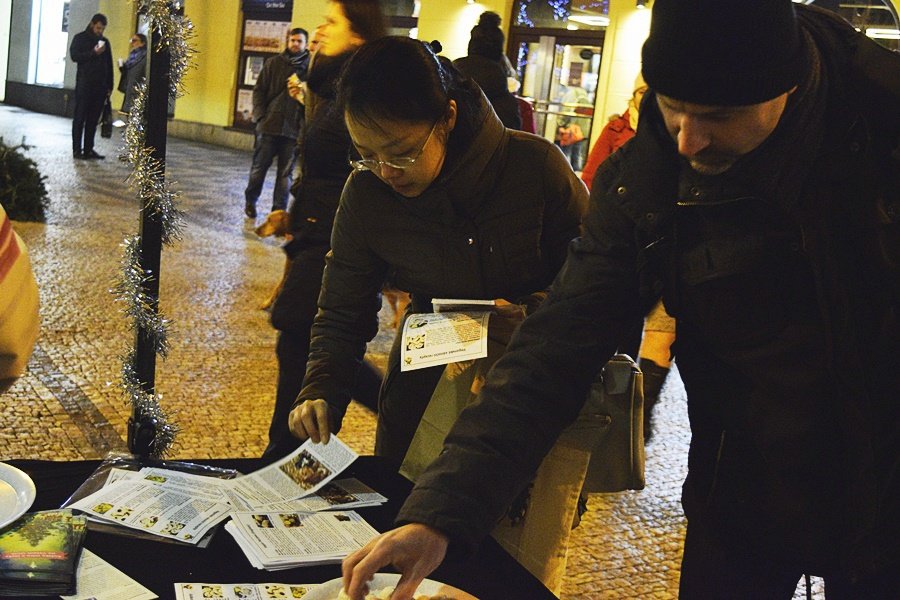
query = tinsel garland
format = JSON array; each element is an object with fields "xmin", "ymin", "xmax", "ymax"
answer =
[{"xmin": 112, "ymin": 0, "xmax": 195, "ymax": 457}]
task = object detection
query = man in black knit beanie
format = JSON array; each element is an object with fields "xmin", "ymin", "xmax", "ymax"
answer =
[{"xmin": 340, "ymin": 2, "xmax": 900, "ymax": 598}]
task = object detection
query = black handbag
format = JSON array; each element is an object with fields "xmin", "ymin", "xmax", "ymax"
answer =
[{"xmin": 100, "ymin": 98, "xmax": 113, "ymax": 138}]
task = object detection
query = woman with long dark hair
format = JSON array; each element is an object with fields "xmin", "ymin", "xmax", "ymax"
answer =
[{"xmin": 264, "ymin": 0, "xmax": 386, "ymax": 460}]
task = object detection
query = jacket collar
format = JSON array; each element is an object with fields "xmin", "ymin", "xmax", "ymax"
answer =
[{"xmin": 397, "ymin": 86, "xmax": 508, "ymax": 224}]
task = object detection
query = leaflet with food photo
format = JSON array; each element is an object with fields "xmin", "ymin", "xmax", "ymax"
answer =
[
  {"xmin": 226, "ymin": 510, "xmax": 380, "ymax": 570},
  {"xmin": 67, "ymin": 479, "xmax": 231, "ymax": 544},
  {"xmin": 224, "ymin": 437, "xmax": 358, "ymax": 510},
  {"xmin": 174, "ymin": 581, "xmax": 317, "ymax": 599},
  {"xmin": 400, "ymin": 311, "xmax": 490, "ymax": 372},
  {"xmin": 262, "ymin": 478, "xmax": 386, "ymax": 513}
]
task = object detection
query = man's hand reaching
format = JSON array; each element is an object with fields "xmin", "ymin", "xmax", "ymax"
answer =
[{"xmin": 341, "ymin": 524, "xmax": 449, "ymax": 600}]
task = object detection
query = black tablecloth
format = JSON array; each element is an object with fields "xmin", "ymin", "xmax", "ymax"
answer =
[{"xmin": 9, "ymin": 457, "xmax": 555, "ymax": 600}]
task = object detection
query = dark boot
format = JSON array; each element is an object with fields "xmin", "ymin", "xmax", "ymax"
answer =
[
  {"xmin": 638, "ymin": 357, "xmax": 669, "ymax": 443},
  {"xmin": 244, "ymin": 199, "xmax": 257, "ymax": 219}
]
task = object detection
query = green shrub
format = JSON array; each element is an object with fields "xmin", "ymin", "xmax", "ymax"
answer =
[{"xmin": 0, "ymin": 137, "xmax": 49, "ymax": 222}]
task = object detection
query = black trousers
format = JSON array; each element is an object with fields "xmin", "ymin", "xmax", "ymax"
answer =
[
  {"xmin": 679, "ymin": 514, "xmax": 899, "ymax": 599},
  {"xmin": 72, "ymin": 87, "xmax": 106, "ymax": 153}
]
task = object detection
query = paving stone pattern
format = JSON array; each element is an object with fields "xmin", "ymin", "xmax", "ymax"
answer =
[{"xmin": 0, "ymin": 105, "xmax": 823, "ymax": 599}]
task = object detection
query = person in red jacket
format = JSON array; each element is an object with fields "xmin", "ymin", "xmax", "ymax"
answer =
[{"xmin": 581, "ymin": 73, "xmax": 646, "ymax": 191}]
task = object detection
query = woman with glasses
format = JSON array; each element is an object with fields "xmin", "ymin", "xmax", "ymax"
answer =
[
  {"xmin": 287, "ymin": 36, "xmax": 586, "ymax": 465},
  {"xmin": 117, "ymin": 33, "xmax": 147, "ymax": 114},
  {"xmin": 264, "ymin": 0, "xmax": 386, "ymax": 460}
]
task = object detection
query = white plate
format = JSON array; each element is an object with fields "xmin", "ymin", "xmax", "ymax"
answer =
[
  {"xmin": 306, "ymin": 573, "xmax": 478, "ymax": 600},
  {"xmin": 0, "ymin": 462, "xmax": 36, "ymax": 529}
]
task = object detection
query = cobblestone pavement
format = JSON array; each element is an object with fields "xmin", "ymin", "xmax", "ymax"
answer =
[{"xmin": 0, "ymin": 105, "xmax": 823, "ymax": 599}]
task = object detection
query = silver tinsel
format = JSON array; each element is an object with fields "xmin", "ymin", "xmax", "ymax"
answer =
[
  {"xmin": 112, "ymin": 0, "xmax": 196, "ymax": 457},
  {"xmin": 112, "ymin": 235, "xmax": 170, "ymax": 357},
  {"xmin": 122, "ymin": 351, "xmax": 180, "ymax": 456}
]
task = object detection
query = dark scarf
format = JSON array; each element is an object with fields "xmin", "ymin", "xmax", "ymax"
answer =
[{"xmin": 288, "ymin": 49, "xmax": 309, "ymax": 75}]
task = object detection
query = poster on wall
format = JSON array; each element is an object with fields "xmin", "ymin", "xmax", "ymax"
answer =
[
  {"xmin": 62, "ymin": 3, "xmax": 70, "ymax": 32},
  {"xmin": 244, "ymin": 56, "xmax": 266, "ymax": 87},
  {"xmin": 235, "ymin": 89, "xmax": 255, "ymax": 128},
  {"xmin": 242, "ymin": 20, "xmax": 290, "ymax": 53}
]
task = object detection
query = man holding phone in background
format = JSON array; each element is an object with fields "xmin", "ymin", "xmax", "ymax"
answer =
[
  {"xmin": 69, "ymin": 13, "xmax": 113, "ymax": 160},
  {"xmin": 243, "ymin": 27, "xmax": 309, "ymax": 219}
]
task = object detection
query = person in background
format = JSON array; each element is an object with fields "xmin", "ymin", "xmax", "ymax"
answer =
[
  {"xmin": 582, "ymin": 72, "xmax": 674, "ymax": 441},
  {"xmin": 340, "ymin": 1, "xmax": 900, "ymax": 598},
  {"xmin": 555, "ymin": 82, "xmax": 591, "ymax": 171},
  {"xmin": 243, "ymin": 28, "xmax": 310, "ymax": 220},
  {"xmin": 69, "ymin": 13, "xmax": 113, "ymax": 160},
  {"xmin": 263, "ymin": 0, "xmax": 386, "ymax": 460},
  {"xmin": 0, "ymin": 204, "xmax": 40, "ymax": 393},
  {"xmin": 117, "ymin": 33, "xmax": 147, "ymax": 115},
  {"xmin": 580, "ymin": 73, "xmax": 647, "ymax": 190},
  {"xmin": 452, "ymin": 11, "xmax": 521, "ymax": 130}
]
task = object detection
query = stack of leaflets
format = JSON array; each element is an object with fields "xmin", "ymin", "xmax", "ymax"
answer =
[
  {"xmin": 66, "ymin": 466, "xmax": 232, "ymax": 544},
  {"xmin": 222, "ymin": 438, "xmax": 385, "ymax": 569},
  {"xmin": 61, "ymin": 438, "xmax": 386, "ymax": 572},
  {"xmin": 0, "ymin": 509, "xmax": 87, "ymax": 596},
  {"xmin": 226, "ymin": 510, "xmax": 381, "ymax": 569}
]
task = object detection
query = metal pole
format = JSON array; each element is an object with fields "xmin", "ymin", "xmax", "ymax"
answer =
[{"xmin": 128, "ymin": 8, "xmax": 172, "ymax": 457}]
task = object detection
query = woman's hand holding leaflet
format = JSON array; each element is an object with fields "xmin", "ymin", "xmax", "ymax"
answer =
[{"xmin": 288, "ymin": 399, "xmax": 332, "ymax": 444}]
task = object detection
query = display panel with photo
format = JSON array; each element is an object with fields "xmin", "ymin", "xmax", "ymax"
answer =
[
  {"xmin": 234, "ymin": 89, "xmax": 254, "ymax": 128},
  {"xmin": 244, "ymin": 55, "xmax": 265, "ymax": 86},
  {"xmin": 242, "ymin": 20, "xmax": 290, "ymax": 53}
]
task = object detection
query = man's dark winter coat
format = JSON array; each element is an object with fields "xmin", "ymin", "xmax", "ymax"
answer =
[{"xmin": 399, "ymin": 5, "xmax": 900, "ymax": 581}]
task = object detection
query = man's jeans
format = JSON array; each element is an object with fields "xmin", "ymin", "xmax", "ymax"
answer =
[
  {"xmin": 72, "ymin": 88, "xmax": 106, "ymax": 153},
  {"xmin": 244, "ymin": 133, "xmax": 296, "ymax": 212}
]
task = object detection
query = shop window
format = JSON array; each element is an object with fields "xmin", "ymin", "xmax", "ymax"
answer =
[
  {"xmin": 512, "ymin": 0, "xmax": 609, "ymax": 30},
  {"xmin": 27, "ymin": 0, "xmax": 70, "ymax": 87}
]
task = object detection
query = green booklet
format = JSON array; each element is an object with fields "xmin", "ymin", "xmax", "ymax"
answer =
[{"xmin": 0, "ymin": 510, "xmax": 87, "ymax": 596}]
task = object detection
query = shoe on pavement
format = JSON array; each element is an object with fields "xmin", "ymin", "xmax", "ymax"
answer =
[
  {"xmin": 83, "ymin": 150, "xmax": 105, "ymax": 160},
  {"xmin": 73, "ymin": 150, "xmax": 86, "ymax": 159},
  {"xmin": 244, "ymin": 201, "xmax": 257, "ymax": 219}
]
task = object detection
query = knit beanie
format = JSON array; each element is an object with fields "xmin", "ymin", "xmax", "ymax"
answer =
[
  {"xmin": 468, "ymin": 11, "xmax": 505, "ymax": 61},
  {"xmin": 641, "ymin": 0, "xmax": 804, "ymax": 106}
]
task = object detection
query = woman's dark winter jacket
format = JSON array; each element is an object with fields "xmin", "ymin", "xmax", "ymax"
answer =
[
  {"xmin": 286, "ymin": 52, "xmax": 353, "ymax": 248},
  {"xmin": 271, "ymin": 51, "xmax": 352, "ymax": 333},
  {"xmin": 453, "ymin": 55, "xmax": 521, "ymax": 130},
  {"xmin": 399, "ymin": 4, "xmax": 900, "ymax": 579},
  {"xmin": 297, "ymin": 85, "xmax": 587, "ymax": 434}
]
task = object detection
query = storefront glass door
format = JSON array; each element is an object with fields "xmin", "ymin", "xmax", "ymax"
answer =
[{"xmin": 514, "ymin": 35, "xmax": 601, "ymax": 172}]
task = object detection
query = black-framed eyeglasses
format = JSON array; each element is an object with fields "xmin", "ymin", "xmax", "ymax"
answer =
[{"xmin": 349, "ymin": 121, "xmax": 438, "ymax": 172}]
